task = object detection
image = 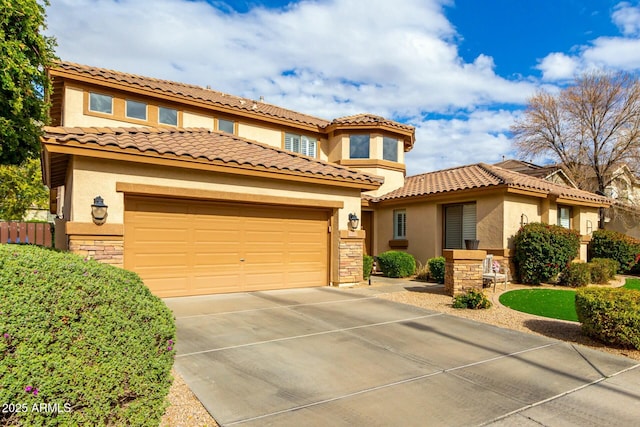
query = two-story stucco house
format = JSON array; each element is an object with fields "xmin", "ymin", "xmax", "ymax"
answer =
[{"xmin": 41, "ymin": 62, "xmax": 609, "ymax": 297}]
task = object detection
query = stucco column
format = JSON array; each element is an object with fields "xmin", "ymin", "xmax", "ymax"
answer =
[{"xmin": 443, "ymin": 249, "xmax": 487, "ymax": 296}]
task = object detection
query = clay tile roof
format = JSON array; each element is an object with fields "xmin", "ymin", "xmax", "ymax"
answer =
[
  {"xmin": 42, "ymin": 126, "xmax": 383, "ymax": 187},
  {"xmin": 376, "ymin": 163, "xmax": 610, "ymax": 205},
  {"xmin": 52, "ymin": 61, "xmax": 330, "ymax": 128},
  {"xmin": 494, "ymin": 159, "xmax": 565, "ymax": 180},
  {"xmin": 329, "ymin": 113, "xmax": 415, "ymax": 133}
]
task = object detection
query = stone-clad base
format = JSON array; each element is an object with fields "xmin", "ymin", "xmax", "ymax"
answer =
[
  {"xmin": 444, "ymin": 249, "xmax": 486, "ymax": 296},
  {"xmin": 69, "ymin": 236, "xmax": 124, "ymax": 267},
  {"xmin": 337, "ymin": 230, "xmax": 365, "ymax": 285}
]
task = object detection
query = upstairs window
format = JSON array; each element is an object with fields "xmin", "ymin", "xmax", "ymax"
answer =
[
  {"xmin": 383, "ymin": 137, "xmax": 398, "ymax": 162},
  {"xmin": 126, "ymin": 100, "xmax": 147, "ymax": 120},
  {"xmin": 444, "ymin": 203, "xmax": 476, "ymax": 249},
  {"xmin": 89, "ymin": 92, "xmax": 113, "ymax": 114},
  {"xmin": 394, "ymin": 209, "xmax": 407, "ymax": 239},
  {"xmin": 349, "ymin": 134, "xmax": 370, "ymax": 159},
  {"xmin": 218, "ymin": 118, "xmax": 235, "ymax": 134},
  {"xmin": 558, "ymin": 206, "xmax": 572, "ymax": 229},
  {"xmin": 158, "ymin": 107, "xmax": 178, "ymax": 126},
  {"xmin": 285, "ymin": 133, "xmax": 317, "ymax": 157}
]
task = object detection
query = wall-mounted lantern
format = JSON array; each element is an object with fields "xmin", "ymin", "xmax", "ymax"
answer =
[
  {"xmin": 520, "ymin": 213, "xmax": 529, "ymax": 228},
  {"xmin": 586, "ymin": 220, "xmax": 593, "ymax": 235},
  {"xmin": 91, "ymin": 196, "xmax": 108, "ymax": 225},
  {"xmin": 348, "ymin": 213, "xmax": 360, "ymax": 231}
]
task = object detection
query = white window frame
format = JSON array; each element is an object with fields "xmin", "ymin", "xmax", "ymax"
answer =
[
  {"xmin": 88, "ymin": 92, "xmax": 113, "ymax": 114},
  {"xmin": 158, "ymin": 107, "xmax": 178, "ymax": 126},
  {"xmin": 125, "ymin": 99, "xmax": 147, "ymax": 120},
  {"xmin": 285, "ymin": 133, "xmax": 317, "ymax": 157},
  {"xmin": 394, "ymin": 209, "xmax": 407, "ymax": 239},
  {"xmin": 557, "ymin": 206, "xmax": 572, "ymax": 229}
]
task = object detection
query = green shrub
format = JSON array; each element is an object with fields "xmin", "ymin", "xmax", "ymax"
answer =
[
  {"xmin": 558, "ymin": 262, "xmax": 591, "ymax": 287},
  {"xmin": 427, "ymin": 256, "xmax": 445, "ymax": 284},
  {"xmin": 452, "ymin": 288, "xmax": 492, "ymax": 309},
  {"xmin": 513, "ymin": 222, "xmax": 581, "ymax": 285},
  {"xmin": 0, "ymin": 244, "xmax": 175, "ymax": 426},
  {"xmin": 363, "ymin": 255, "xmax": 374, "ymax": 280},
  {"xmin": 589, "ymin": 229, "xmax": 640, "ymax": 273},
  {"xmin": 376, "ymin": 250, "xmax": 416, "ymax": 278},
  {"xmin": 576, "ymin": 287, "xmax": 640, "ymax": 349},
  {"xmin": 589, "ymin": 258, "xmax": 619, "ymax": 284},
  {"xmin": 414, "ymin": 261, "xmax": 430, "ymax": 281}
]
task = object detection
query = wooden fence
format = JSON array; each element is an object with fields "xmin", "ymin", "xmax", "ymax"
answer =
[{"xmin": 0, "ymin": 222, "xmax": 53, "ymax": 248}]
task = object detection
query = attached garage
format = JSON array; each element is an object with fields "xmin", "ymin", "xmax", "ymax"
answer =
[{"xmin": 124, "ymin": 196, "xmax": 330, "ymax": 297}]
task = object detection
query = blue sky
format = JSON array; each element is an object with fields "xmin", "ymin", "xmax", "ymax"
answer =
[{"xmin": 45, "ymin": 0, "xmax": 640, "ymax": 175}]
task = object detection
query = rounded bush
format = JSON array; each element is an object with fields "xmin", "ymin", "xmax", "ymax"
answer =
[
  {"xmin": 452, "ymin": 288, "xmax": 492, "ymax": 309},
  {"xmin": 589, "ymin": 258, "xmax": 619, "ymax": 284},
  {"xmin": 589, "ymin": 229, "xmax": 640, "ymax": 273},
  {"xmin": 427, "ymin": 257, "xmax": 445, "ymax": 284},
  {"xmin": 0, "ymin": 245, "xmax": 175, "ymax": 426},
  {"xmin": 363, "ymin": 255, "xmax": 374, "ymax": 280},
  {"xmin": 576, "ymin": 287, "xmax": 640, "ymax": 349},
  {"xmin": 558, "ymin": 262, "xmax": 591, "ymax": 287},
  {"xmin": 376, "ymin": 250, "xmax": 416, "ymax": 278},
  {"xmin": 513, "ymin": 222, "xmax": 580, "ymax": 285}
]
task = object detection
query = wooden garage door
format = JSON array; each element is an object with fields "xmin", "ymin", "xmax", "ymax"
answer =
[{"xmin": 124, "ymin": 196, "xmax": 330, "ymax": 297}]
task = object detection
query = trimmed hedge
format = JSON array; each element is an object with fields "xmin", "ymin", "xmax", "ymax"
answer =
[
  {"xmin": 427, "ymin": 257, "xmax": 445, "ymax": 284},
  {"xmin": 0, "ymin": 245, "xmax": 175, "ymax": 426},
  {"xmin": 513, "ymin": 222, "xmax": 580, "ymax": 285},
  {"xmin": 558, "ymin": 262, "xmax": 591, "ymax": 287},
  {"xmin": 576, "ymin": 287, "xmax": 640, "ymax": 349},
  {"xmin": 589, "ymin": 258, "xmax": 619, "ymax": 284},
  {"xmin": 363, "ymin": 255, "xmax": 374, "ymax": 280},
  {"xmin": 589, "ymin": 229, "xmax": 640, "ymax": 273},
  {"xmin": 376, "ymin": 250, "xmax": 416, "ymax": 278}
]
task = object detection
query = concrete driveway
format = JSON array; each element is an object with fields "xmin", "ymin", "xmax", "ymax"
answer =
[{"xmin": 165, "ymin": 286, "xmax": 640, "ymax": 426}]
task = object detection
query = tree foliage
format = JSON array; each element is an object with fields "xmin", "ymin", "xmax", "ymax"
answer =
[
  {"xmin": 0, "ymin": 0, "xmax": 57, "ymax": 165},
  {"xmin": 0, "ymin": 157, "xmax": 49, "ymax": 220},
  {"xmin": 512, "ymin": 71, "xmax": 640, "ymax": 205}
]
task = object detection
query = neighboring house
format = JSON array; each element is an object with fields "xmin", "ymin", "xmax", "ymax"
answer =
[
  {"xmin": 498, "ymin": 159, "xmax": 640, "ymax": 240},
  {"xmin": 368, "ymin": 163, "xmax": 608, "ymax": 266},
  {"xmin": 40, "ymin": 62, "xmax": 609, "ymax": 297},
  {"xmin": 41, "ymin": 62, "xmax": 413, "ymax": 297}
]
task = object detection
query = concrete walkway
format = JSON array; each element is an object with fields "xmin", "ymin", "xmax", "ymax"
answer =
[{"xmin": 165, "ymin": 286, "xmax": 640, "ymax": 426}]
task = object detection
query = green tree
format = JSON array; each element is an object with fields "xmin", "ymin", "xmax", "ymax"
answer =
[
  {"xmin": 0, "ymin": 0, "xmax": 57, "ymax": 165},
  {"xmin": 0, "ymin": 157, "xmax": 49, "ymax": 220}
]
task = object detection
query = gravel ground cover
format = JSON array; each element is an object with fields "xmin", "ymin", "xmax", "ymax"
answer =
[{"xmin": 160, "ymin": 277, "xmax": 640, "ymax": 426}]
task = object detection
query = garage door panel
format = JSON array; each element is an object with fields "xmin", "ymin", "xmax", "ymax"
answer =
[{"xmin": 125, "ymin": 196, "xmax": 329, "ymax": 297}]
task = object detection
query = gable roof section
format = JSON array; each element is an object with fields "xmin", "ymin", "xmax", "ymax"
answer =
[
  {"xmin": 41, "ymin": 126, "xmax": 384, "ymax": 190},
  {"xmin": 375, "ymin": 163, "xmax": 610, "ymax": 206},
  {"xmin": 50, "ymin": 62, "xmax": 330, "ymax": 129},
  {"xmin": 494, "ymin": 159, "xmax": 576, "ymax": 186},
  {"xmin": 326, "ymin": 114, "xmax": 415, "ymax": 150}
]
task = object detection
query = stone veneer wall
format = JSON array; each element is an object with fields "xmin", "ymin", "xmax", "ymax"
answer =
[
  {"xmin": 443, "ymin": 249, "xmax": 486, "ymax": 296},
  {"xmin": 338, "ymin": 230, "xmax": 364, "ymax": 285},
  {"xmin": 69, "ymin": 236, "xmax": 124, "ymax": 267}
]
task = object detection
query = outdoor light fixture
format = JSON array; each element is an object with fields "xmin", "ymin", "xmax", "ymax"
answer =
[
  {"xmin": 91, "ymin": 196, "xmax": 108, "ymax": 225},
  {"xmin": 586, "ymin": 220, "xmax": 593, "ymax": 235},
  {"xmin": 348, "ymin": 213, "xmax": 360, "ymax": 231},
  {"xmin": 520, "ymin": 213, "xmax": 529, "ymax": 228}
]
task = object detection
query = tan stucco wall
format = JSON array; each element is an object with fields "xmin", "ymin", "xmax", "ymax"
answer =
[
  {"xmin": 63, "ymin": 87, "xmax": 134, "ymax": 127},
  {"xmin": 504, "ymin": 195, "xmax": 541, "ymax": 248},
  {"xmin": 68, "ymin": 156, "xmax": 362, "ymax": 231},
  {"xmin": 183, "ymin": 111, "xmax": 214, "ymax": 129},
  {"xmin": 237, "ymin": 123, "xmax": 282, "ymax": 148}
]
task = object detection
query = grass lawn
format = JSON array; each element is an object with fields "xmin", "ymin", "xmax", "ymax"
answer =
[
  {"xmin": 500, "ymin": 278, "xmax": 640, "ymax": 322},
  {"xmin": 499, "ymin": 289, "xmax": 579, "ymax": 321}
]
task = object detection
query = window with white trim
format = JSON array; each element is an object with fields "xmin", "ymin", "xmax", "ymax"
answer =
[
  {"xmin": 383, "ymin": 137, "xmax": 398, "ymax": 162},
  {"xmin": 89, "ymin": 92, "xmax": 113, "ymax": 114},
  {"xmin": 126, "ymin": 99, "xmax": 147, "ymax": 120},
  {"xmin": 394, "ymin": 209, "xmax": 407, "ymax": 239},
  {"xmin": 158, "ymin": 107, "xmax": 178, "ymax": 126},
  {"xmin": 557, "ymin": 206, "xmax": 572, "ymax": 229},
  {"xmin": 284, "ymin": 133, "xmax": 317, "ymax": 157},
  {"xmin": 444, "ymin": 203, "xmax": 476, "ymax": 249},
  {"xmin": 218, "ymin": 118, "xmax": 235, "ymax": 134},
  {"xmin": 349, "ymin": 134, "xmax": 370, "ymax": 159}
]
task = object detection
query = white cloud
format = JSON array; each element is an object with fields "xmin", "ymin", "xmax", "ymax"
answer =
[
  {"xmin": 537, "ymin": 53, "xmax": 579, "ymax": 81},
  {"xmin": 612, "ymin": 2, "xmax": 640, "ymax": 36},
  {"xmin": 45, "ymin": 0, "xmax": 538, "ymax": 173}
]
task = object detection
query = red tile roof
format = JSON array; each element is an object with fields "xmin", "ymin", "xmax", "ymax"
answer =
[
  {"xmin": 42, "ymin": 126, "xmax": 384, "ymax": 187},
  {"xmin": 330, "ymin": 114, "xmax": 415, "ymax": 133},
  {"xmin": 376, "ymin": 163, "xmax": 610, "ymax": 205},
  {"xmin": 51, "ymin": 62, "xmax": 330, "ymax": 128}
]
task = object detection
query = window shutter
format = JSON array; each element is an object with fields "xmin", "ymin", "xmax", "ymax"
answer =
[
  {"xmin": 394, "ymin": 210, "xmax": 406, "ymax": 239},
  {"xmin": 462, "ymin": 203, "xmax": 477, "ymax": 241},
  {"xmin": 285, "ymin": 134, "xmax": 293, "ymax": 151},
  {"xmin": 445, "ymin": 205, "xmax": 463, "ymax": 249}
]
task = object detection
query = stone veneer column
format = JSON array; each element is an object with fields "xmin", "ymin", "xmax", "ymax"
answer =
[
  {"xmin": 443, "ymin": 249, "xmax": 487, "ymax": 296},
  {"xmin": 337, "ymin": 230, "xmax": 365, "ymax": 285},
  {"xmin": 69, "ymin": 236, "xmax": 124, "ymax": 267}
]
